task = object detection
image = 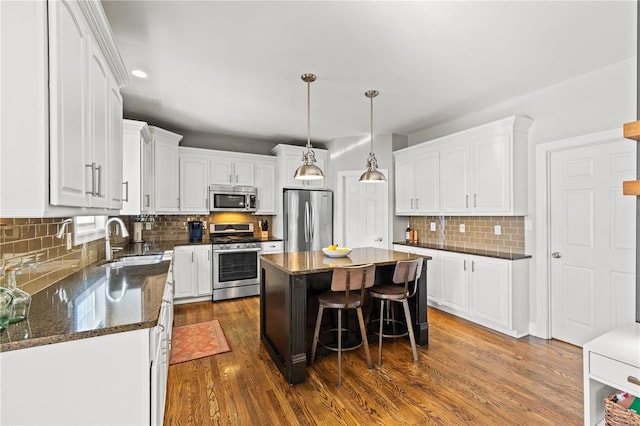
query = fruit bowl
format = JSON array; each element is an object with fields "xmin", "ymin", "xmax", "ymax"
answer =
[{"xmin": 322, "ymin": 247, "xmax": 352, "ymax": 258}]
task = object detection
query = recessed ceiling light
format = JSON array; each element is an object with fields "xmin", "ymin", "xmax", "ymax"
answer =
[{"xmin": 131, "ymin": 69, "xmax": 147, "ymax": 79}]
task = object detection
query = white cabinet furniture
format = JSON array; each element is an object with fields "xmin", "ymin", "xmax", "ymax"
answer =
[
  {"xmin": 0, "ymin": 262, "xmax": 174, "ymax": 426},
  {"xmin": 255, "ymin": 158, "xmax": 278, "ymax": 214},
  {"xmin": 261, "ymin": 240, "xmax": 283, "ymax": 254},
  {"xmin": 48, "ymin": 0, "xmax": 127, "ymax": 210},
  {"xmin": 395, "ymin": 149, "xmax": 440, "ymax": 215},
  {"xmin": 151, "ymin": 127, "xmax": 182, "ymax": 213},
  {"xmin": 179, "ymin": 148, "xmax": 209, "ymax": 213},
  {"xmin": 121, "ymin": 120, "xmax": 153, "ymax": 215},
  {"xmin": 394, "ymin": 116, "xmax": 533, "ymax": 216},
  {"xmin": 583, "ymin": 323, "xmax": 640, "ymax": 426},
  {"xmin": 272, "ymin": 144, "xmax": 328, "ymax": 189},
  {"xmin": 141, "ymin": 134, "xmax": 154, "ymax": 213},
  {"xmin": 210, "ymin": 155, "xmax": 255, "ymax": 186},
  {"xmin": 393, "ymin": 244, "xmax": 530, "ymax": 337},
  {"xmin": 173, "ymin": 245, "xmax": 212, "ymax": 304},
  {"xmin": 0, "ymin": 1, "xmax": 127, "ymax": 217}
]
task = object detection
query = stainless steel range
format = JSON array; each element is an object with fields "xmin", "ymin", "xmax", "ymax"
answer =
[{"xmin": 210, "ymin": 223, "xmax": 262, "ymax": 301}]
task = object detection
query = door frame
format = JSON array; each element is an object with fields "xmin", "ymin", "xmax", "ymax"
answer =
[
  {"xmin": 535, "ymin": 128, "xmax": 626, "ymax": 339},
  {"xmin": 335, "ymin": 169, "xmax": 389, "ymax": 249}
]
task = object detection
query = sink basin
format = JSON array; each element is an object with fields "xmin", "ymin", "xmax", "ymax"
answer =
[{"xmin": 101, "ymin": 254, "xmax": 164, "ymax": 268}]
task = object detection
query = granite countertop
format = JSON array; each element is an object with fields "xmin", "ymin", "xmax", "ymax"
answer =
[
  {"xmin": 0, "ymin": 247, "xmax": 172, "ymax": 353},
  {"xmin": 0, "ymin": 236, "xmax": 285, "ymax": 353},
  {"xmin": 260, "ymin": 247, "xmax": 431, "ymax": 275},
  {"xmin": 392, "ymin": 241, "xmax": 532, "ymax": 261}
]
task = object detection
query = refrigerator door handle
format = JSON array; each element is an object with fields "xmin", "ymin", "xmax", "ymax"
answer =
[
  {"xmin": 304, "ymin": 201, "xmax": 310, "ymax": 243},
  {"xmin": 309, "ymin": 204, "xmax": 314, "ymax": 241}
]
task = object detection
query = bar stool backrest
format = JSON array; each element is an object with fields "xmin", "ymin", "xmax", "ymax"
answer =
[
  {"xmin": 331, "ymin": 264, "xmax": 376, "ymax": 307},
  {"xmin": 392, "ymin": 258, "xmax": 423, "ymax": 297}
]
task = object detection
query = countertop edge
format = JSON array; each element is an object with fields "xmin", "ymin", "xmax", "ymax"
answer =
[{"xmin": 392, "ymin": 242, "xmax": 532, "ymax": 261}]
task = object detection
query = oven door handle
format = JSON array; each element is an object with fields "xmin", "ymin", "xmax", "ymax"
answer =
[{"xmin": 213, "ymin": 248, "xmax": 262, "ymax": 254}]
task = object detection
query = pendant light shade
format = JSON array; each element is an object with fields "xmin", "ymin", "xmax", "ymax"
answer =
[
  {"xmin": 359, "ymin": 90, "xmax": 386, "ymax": 183},
  {"xmin": 294, "ymin": 73, "xmax": 324, "ymax": 180}
]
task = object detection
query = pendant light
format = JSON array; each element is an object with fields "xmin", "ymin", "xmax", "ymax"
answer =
[
  {"xmin": 294, "ymin": 73, "xmax": 324, "ymax": 180},
  {"xmin": 359, "ymin": 90, "xmax": 386, "ymax": 183}
]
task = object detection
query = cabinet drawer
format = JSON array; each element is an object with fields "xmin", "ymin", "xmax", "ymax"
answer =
[{"xmin": 590, "ymin": 352, "xmax": 640, "ymax": 394}]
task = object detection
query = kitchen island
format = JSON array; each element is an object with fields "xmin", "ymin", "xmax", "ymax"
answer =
[{"xmin": 260, "ymin": 247, "xmax": 430, "ymax": 385}]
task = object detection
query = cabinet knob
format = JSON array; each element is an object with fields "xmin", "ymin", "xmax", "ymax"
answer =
[
  {"xmin": 628, "ymin": 375, "xmax": 640, "ymax": 386},
  {"xmin": 551, "ymin": 252, "xmax": 562, "ymax": 259}
]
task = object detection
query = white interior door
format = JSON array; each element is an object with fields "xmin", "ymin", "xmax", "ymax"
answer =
[
  {"xmin": 549, "ymin": 140, "xmax": 635, "ymax": 346},
  {"xmin": 336, "ymin": 170, "xmax": 389, "ymax": 249}
]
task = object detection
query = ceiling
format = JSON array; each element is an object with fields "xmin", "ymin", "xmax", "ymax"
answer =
[{"xmin": 102, "ymin": 1, "xmax": 636, "ymax": 147}]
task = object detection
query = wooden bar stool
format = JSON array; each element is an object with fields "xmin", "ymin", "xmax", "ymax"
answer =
[
  {"xmin": 368, "ymin": 258, "xmax": 423, "ymax": 366},
  {"xmin": 310, "ymin": 263, "xmax": 375, "ymax": 386}
]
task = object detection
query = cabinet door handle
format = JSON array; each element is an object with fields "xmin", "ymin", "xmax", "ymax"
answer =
[
  {"xmin": 236, "ymin": 174, "xmax": 239, "ymax": 183},
  {"xmin": 465, "ymin": 195, "xmax": 469, "ymax": 208},
  {"xmin": 629, "ymin": 376, "xmax": 640, "ymax": 386},
  {"xmin": 123, "ymin": 181, "xmax": 129, "ymax": 202},
  {"xmin": 416, "ymin": 198, "xmax": 419, "ymax": 210},
  {"xmin": 96, "ymin": 164, "xmax": 102, "ymax": 197},
  {"xmin": 471, "ymin": 261, "xmax": 475, "ymax": 272},
  {"xmin": 191, "ymin": 251, "xmax": 194, "ymax": 262},
  {"xmin": 410, "ymin": 198, "xmax": 414, "ymax": 209},
  {"xmin": 177, "ymin": 198, "xmax": 180, "ymax": 208},
  {"xmin": 145, "ymin": 194, "xmax": 150, "ymax": 207},
  {"xmin": 228, "ymin": 174, "xmax": 232, "ymax": 183},
  {"xmin": 85, "ymin": 163, "xmax": 96, "ymax": 195},
  {"xmin": 463, "ymin": 260, "xmax": 467, "ymax": 271}
]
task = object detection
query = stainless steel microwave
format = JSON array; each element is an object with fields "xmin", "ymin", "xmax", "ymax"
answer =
[{"xmin": 209, "ymin": 185, "xmax": 257, "ymax": 212}]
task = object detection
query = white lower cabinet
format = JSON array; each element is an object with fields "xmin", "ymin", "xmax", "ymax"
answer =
[
  {"xmin": 393, "ymin": 244, "xmax": 529, "ymax": 337},
  {"xmin": 261, "ymin": 240, "xmax": 283, "ymax": 254},
  {"xmin": 173, "ymin": 245, "xmax": 212, "ymax": 303},
  {"xmin": 0, "ymin": 265, "xmax": 174, "ymax": 426}
]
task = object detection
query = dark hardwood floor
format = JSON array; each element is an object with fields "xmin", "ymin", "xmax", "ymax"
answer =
[{"xmin": 164, "ymin": 297, "xmax": 583, "ymax": 425}]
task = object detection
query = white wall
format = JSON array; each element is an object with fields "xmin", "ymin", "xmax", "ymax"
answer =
[
  {"xmin": 325, "ymin": 133, "xmax": 408, "ymax": 248},
  {"xmin": 408, "ymin": 57, "xmax": 636, "ymax": 333}
]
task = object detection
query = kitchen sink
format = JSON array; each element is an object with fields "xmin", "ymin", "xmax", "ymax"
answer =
[{"xmin": 100, "ymin": 254, "xmax": 164, "ymax": 268}]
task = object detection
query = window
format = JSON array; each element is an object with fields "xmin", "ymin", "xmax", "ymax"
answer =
[{"xmin": 73, "ymin": 216, "xmax": 107, "ymax": 245}]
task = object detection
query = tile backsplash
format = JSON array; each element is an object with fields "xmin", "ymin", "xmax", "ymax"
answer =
[
  {"xmin": 408, "ymin": 216, "xmax": 525, "ymax": 254},
  {"xmin": 130, "ymin": 213, "xmax": 274, "ymax": 242},
  {"xmin": 0, "ymin": 218, "xmax": 105, "ymax": 295}
]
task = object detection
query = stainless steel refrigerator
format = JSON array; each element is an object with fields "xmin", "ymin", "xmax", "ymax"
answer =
[{"xmin": 283, "ymin": 189, "xmax": 333, "ymax": 252}]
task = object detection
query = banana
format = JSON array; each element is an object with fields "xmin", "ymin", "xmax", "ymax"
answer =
[{"xmin": 328, "ymin": 243, "xmax": 338, "ymax": 251}]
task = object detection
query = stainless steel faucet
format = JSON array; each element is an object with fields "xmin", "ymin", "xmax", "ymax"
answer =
[{"xmin": 105, "ymin": 217, "xmax": 130, "ymax": 261}]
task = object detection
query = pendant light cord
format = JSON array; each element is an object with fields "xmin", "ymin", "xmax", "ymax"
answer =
[
  {"xmin": 307, "ymin": 78, "xmax": 311, "ymax": 150},
  {"xmin": 370, "ymin": 93, "xmax": 374, "ymax": 154}
]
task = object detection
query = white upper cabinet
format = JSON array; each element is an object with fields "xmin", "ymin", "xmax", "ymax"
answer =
[
  {"xmin": 272, "ymin": 144, "xmax": 327, "ymax": 189},
  {"xmin": 394, "ymin": 115, "xmax": 533, "ymax": 216},
  {"xmin": 0, "ymin": 1, "xmax": 127, "ymax": 217},
  {"xmin": 179, "ymin": 148, "xmax": 209, "ymax": 213},
  {"xmin": 210, "ymin": 156, "xmax": 255, "ymax": 186},
  {"xmin": 395, "ymin": 148, "xmax": 439, "ymax": 215},
  {"xmin": 48, "ymin": 0, "xmax": 128, "ymax": 210},
  {"xmin": 108, "ymin": 80, "xmax": 124, "ymax": 209},
  {"xmin": 151, "ymin": 127, "xmax": 182, "ymax": 213},
  {"xmin": 255, "ymin": 157, "xmax": 277, "ymax": 214},
  {"xmin": 121, "ymin": 120, "xmax": 152, "ymax": 215}
]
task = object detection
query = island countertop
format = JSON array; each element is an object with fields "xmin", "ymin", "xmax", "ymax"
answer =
[{"xmin": 260, "ymin": 247, "xmax": 431, "ymax": 275}]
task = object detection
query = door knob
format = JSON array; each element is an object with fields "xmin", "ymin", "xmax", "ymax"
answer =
[{"xmin": 551, "ymin": 252, "xmax": 562, "ymax": 258}]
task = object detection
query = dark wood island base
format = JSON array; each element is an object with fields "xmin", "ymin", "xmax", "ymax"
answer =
[{"xmin": 260, "ymin": 248, "xmax": 430, "ymax": 385}]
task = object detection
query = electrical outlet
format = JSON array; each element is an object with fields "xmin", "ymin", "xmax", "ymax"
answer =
[
  {"xmin": 494, "ymin": 225, "xmax": 502, "ymax": 235},
  {"xmin": 430, "ymin": 222, "xmax": 436, "ymax": 232},
  {"xmin": 145, "ymin": 222, "xmax": 152, "ymax": 230},
  {"xmin": 459, "ymin": 224, "xmax": 465, "ymax": 233},
  {"xmin": 524, "ymin": 220, "xmax": 532, "ymax": 231},
  {"xmin": 66, "ymin": 233, "xmax": 72, "ymax": 250}
]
